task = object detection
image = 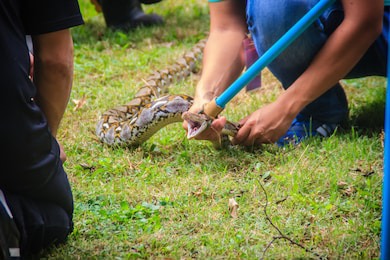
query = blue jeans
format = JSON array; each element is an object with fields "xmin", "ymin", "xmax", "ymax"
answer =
[{"xmin": 246, "ymin": 0, "xmax": 387, "ymax": 124}]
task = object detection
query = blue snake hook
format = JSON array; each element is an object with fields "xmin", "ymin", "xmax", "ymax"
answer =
[{"xmin": 203, "ymin": 0, "xmax": 337, "ymax": 117}]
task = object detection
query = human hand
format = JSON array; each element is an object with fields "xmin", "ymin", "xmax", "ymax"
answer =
[
  {"xmin": 57, "ymin": 140, "xmax": 67, "ymax": 163},
  {"xmin": 29, "ymin": 52, "xmax": 34, "ymax": 80},
  {"xmin": 183, "ymin": 112, "xmax": 227, "ymax": 141},
  {"xmin": 182, "ymin": 100, "xmax": 227, "ymax": 145},
  {"xmin": 232, "ymin": 101, "xmax": 296, "ymax": 146}
]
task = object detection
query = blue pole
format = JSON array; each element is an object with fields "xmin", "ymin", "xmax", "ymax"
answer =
[
  {"xmin": 381, "ymin": 5, "xmax": 390, "ymax": 258},
  {"xmin": 214, "ymin": 0, "xmax": 336, "ymax": 108}
]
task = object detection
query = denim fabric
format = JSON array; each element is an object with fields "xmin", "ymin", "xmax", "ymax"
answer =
[{"xmin": 246, "ymin": 0, "xmax": 387, "ymax": 124}]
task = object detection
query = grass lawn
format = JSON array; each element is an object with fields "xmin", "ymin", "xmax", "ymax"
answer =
[{"xmin": 44, "ymin": 0, "xmax": 386, "ymax": 258}]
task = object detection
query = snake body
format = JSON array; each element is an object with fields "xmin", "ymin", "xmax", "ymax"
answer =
[
  {"xmin": 96, "ymin": 38, "xmax": 240, "ymax": 147},
  {"xmin": 96, "ymin": 94, "xmax": 194, "ymax": 146},
  {"xmin": 96, "ymin": 39, "xmax": 206, "ymax": 146}
]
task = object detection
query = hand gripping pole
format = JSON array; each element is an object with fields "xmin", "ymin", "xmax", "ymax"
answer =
[{"xmin": 202, "ymin": 0, "xmax": 337, "ymax": 118}]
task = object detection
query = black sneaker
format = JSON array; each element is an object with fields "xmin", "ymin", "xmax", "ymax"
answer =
[{"xmin": 0, "ymin": 191, "xmax": 21, "ymax": 259}]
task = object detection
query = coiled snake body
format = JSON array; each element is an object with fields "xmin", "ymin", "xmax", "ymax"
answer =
[{"xmin": 96, "ymin": 39, "xmax": 239, "ymax": 147}]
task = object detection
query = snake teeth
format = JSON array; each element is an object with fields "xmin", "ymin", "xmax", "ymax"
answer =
[{"xmin": 181, "ymin": 111, "xmax": 211, "ymax": 139}]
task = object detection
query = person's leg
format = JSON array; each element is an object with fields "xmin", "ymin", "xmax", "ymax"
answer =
[
  {"xmin": 0, "ymin": 11, "xmax": 75, "ymax": 258},
  {"xmin": 99, "ymin": 0, "xmax": 163, "ymax": 30},
  {"xmin": 246, "ymin": 0, "xmax": 386, "ymax": 145},
  {"xmin": 247, "ymin": 0, "xmax": 348, "ymax": 123},
  {"xmin": 91, "ymin": 0, "xmax": 163, "ymax": 12},
  {"xmin": 0, "ymin": 136, "xmax": 73, "ymax": 257},
  {"xmin": 5, "ymin": 193, "xmax": 73, "ymax": 256},
  {"xmin": 1, "ymin": 158, "xmax": 74, "ymax": 257}
]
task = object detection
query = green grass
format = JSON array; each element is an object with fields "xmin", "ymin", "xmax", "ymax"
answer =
[{"xmin": 43, "ymin": 0, "xmax": 386, "ymax": 258}]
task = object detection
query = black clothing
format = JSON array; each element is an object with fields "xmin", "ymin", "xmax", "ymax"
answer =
[
  {"xmin": 0, "ymin": 0, "xmax": 83, "ymax": 256},
  {"xmin": 101, "ymin": 0, "xmax": 163, "ymax": 30}
]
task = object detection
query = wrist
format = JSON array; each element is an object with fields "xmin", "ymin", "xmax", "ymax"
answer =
[
  {"xmin": 276, "ymin": 88, "xmax": 310, "ymax": 120},
  {"xmin": 194, "ymin": 81, "xmax": 217, "ymax": 104}
]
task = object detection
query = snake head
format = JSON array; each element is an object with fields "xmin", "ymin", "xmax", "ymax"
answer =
[{"xmin": 182, "ymin": 111, "xmax": 213, "ymax": 139}]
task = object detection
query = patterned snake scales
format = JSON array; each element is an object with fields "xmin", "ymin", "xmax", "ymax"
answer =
[{"xmin": 95, "ymin": 38, "xmax": 240, "ymax": 148}]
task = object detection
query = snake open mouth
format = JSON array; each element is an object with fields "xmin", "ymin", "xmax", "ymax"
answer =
[{"xmin": 182, "ymin": 111, "xmax": 211, "ymax": 139}]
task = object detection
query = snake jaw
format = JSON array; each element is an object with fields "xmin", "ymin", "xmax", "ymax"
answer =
[
  {"xmin": 182, "ymin": 111, "xmax": 212, "ymax": 139},
  {"xmin": 186, "ymin": 120, "xmax": 210, "ymax": 139}
]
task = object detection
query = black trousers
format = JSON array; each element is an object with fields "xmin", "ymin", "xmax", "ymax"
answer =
[
  {"xmin": 1, "ymin": 142, "xmax": 73, "ymax": 256},
  {"xmin": 0, "ymin": 31, "xmax": 74, "ymax": 256}
]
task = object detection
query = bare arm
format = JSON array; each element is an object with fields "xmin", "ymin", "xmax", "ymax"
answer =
[
  {"xmin": 32, "ymin": 29, "xmax": 74, "ymax": 138},
  {"xmin": 184, "ymin": 0, "xmax": 247, "ymax": 141},
  {"xmin": 194, "ymin": 0, "xmax": 248, "ymax": 106},
  {"xmin": 278, "ymin": 0, "xmax": 384, "ymax": 120},
  {"xmin": 32, "ymin": 29, "xmax": 74, "ymax": 161},
  {"xmin": 233, "ymin": 0, "xmax": 384, "ymax": 145}
]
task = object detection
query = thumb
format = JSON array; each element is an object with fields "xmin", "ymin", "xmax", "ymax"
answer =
[{"xmin": 211, "ymin": 116, "xmax": 227, "ymax": 132}]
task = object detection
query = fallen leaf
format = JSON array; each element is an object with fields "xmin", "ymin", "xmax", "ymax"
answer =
[
  {"xmin": 337, "ymin": 181, "xmax": 348, "ymax": 188},
  {"xmin": 261, "ymin": 171, "xmax": 272, "ymax": 182},
  {"xmin": 73, "ymin": 95, "xmax": 87, "ymax": 111},
  {"xmin": 228, "ymin": 198, "xmax": 239, "ymax": 219},
  {"xmin": 191, "ymin": 188, "xmax": 203, "ymax": 198},
  {"xmin": 341, "ymin": 186, "xmax": 356, "ymax": 197},
  {"xmin": 337, "ymin": 181, "xmax": 356, "ymax": 197}
]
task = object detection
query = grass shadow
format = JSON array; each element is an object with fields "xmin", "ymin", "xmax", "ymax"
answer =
[
  {"xmin": 342, "ymin": 77, "xmax": 386, "ymax": 137},
  {"xmin": 348, "ymin": 97, "xmax": 385, "ymax": 134}
]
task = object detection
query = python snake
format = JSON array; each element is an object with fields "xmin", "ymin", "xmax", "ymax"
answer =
[{"xmin": 96, "ymin": 38, "xmax": 239, "ymax": 147}]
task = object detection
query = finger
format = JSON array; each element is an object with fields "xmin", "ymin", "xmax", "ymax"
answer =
[
  {"xmin": 211, "ymin": 116, "xmax": 226, "ymax": 132},
  {"xmin": 58, "ymin": 142, "xmax": 67, "ymax": 163},
  {"xmin": 241, "ymin": 132, "xmax": 257, "ymax": 147},
  {"xmin": 60, "ymin": 150, "xmax": 67, "ymax": 163},
  {"xmin": 231, "ymin": 123, "xmax": 251, "ymax": 145},
  {"xmin": 182, "ymin": 120, "xmax": 188, "ymax": 132},
  {"xmin": 237, "ymin": 123, "xmax": 268, "ymax": 146},
  {"xmin": 193, "ymin": 117, "xmax": 226, "ymax": 141},
  {"xmin": 238, "ymin": 115, "xmax": 249, "ymax": 126},
  {"xmin": 252, "ymin": 130, "xmax": 276, "ymax": 144}
]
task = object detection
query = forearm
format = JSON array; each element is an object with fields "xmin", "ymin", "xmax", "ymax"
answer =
[
  {"xmin": 195, "ymin": 31, "xmax": 246, "ymax": 103},
  {"xmin": 32, "ymin": 30, "xmax": 74, "ymax": 137},
  {"xmin": 193, "ymin": 0, "xmax": 247, "ymax": 107},
  {"xmin": 277, "ymin": 2, "xmax": 384, "ymax": 119}
]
